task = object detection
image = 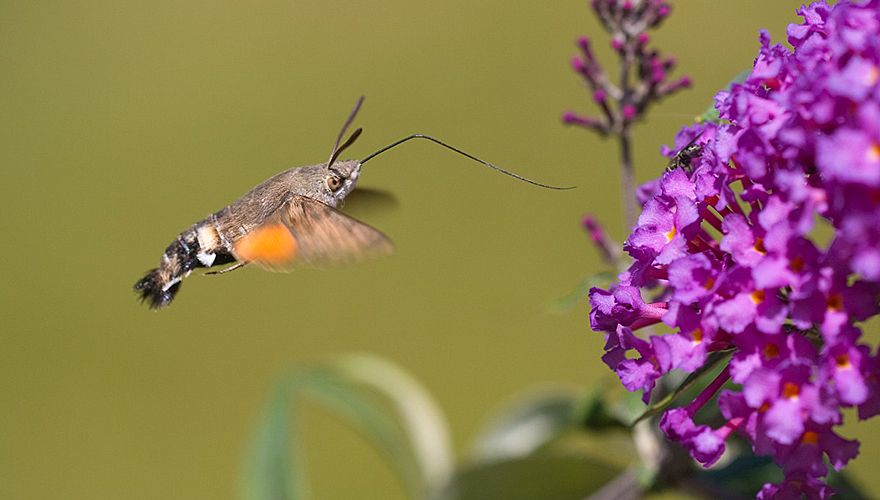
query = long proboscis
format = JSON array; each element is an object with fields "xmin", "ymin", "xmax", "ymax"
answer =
[{"xmin": 359, "ymin": 134, "xmax": 575, "ymax": 190}]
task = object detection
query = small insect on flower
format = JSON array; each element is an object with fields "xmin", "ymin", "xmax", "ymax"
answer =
[
  {"xmin": 665, "ymin": 132, "xmax": 703, "ymax": 173},
  {"xmin": 134, "ymin": 96, "xmax": 572, "ymax": 309}
]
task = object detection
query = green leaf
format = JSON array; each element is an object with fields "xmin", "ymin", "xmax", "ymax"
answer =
[
  {"xmin": 697, "ymin": 452, "xmax": 780, "ymax": 497},
  {"xmin": 300, "ymin": 367, "xmax": 426, "ymax": 497},
  {"xmin": 436, "ymin": 454, "xmax": 622, "ymax": 500},
  {"xmin": 549, "ymin": 271, "xmax": 614, "ymax": 313},
  {"xmin": 573, "ymin": 387, "xmax": 630, "ymax": 431},
  {"xmin": 328, "ymin": 354, "xmax": 453, "ymax": 491},
  {"xmin": 470, "ymin": 392, "xmax": 577, "ymax": 463},
  {"xmin": 696, "ymin": 106, "xmax": 720, "ymax": 125},
  {"xmin": 629, "ymin": 350, "xmax": 732, "ymax": 426},
  {"xmin": 240, "ymin": 354, "xmax": 452, "ymax": 500},
  {"xmin": 241, "ymin": 377, "xmax": 302, "ymax": 500}
]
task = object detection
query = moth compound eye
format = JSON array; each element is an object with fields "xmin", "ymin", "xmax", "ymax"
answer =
[{"xmin": 326, "ymin": 175, "xmax": 342, "ymax": 191}]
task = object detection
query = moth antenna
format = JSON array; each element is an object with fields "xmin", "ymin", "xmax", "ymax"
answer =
[
  {"xmin": 329, "ymin": 128, "xmax": 362, "ymax": 167},
  {"xmin": 327, "ymin": 96, "xmax": 365, "ymax": 168},
  {"xmin": 359, "ymin": 134, "xmax": 575, "ymax": 190}
]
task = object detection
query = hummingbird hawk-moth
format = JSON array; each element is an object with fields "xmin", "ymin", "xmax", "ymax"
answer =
[{"xmin": 134, "ymin": 96, "xmax": 571, "ymax": 309}]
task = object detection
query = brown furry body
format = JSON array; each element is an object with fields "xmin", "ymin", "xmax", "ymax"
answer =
[{"xmin": 135, "ymin": 160, "xmax": 362, "ymax": 309}]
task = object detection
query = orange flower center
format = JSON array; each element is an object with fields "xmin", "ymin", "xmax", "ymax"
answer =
[
  {"xmin": 750, "ymin": 290, "xmax": 766, "ymax": 304},
  {"xmin": 827, "ymin": 293, "xmax": 844, "ymax": 312},
  {"xmin": 665, "ymin": 226, "xmax": 677, "ymax": 242},
  {"xmin": 782, "ymin": 382, "xmax": 800, "ymax": 399},
  {"xmin": 763, "ymin": 343, "xmax": 780, "ymax": 359},
  {"xmin": 801, "ymin": 431, "xmax": 819, "ymax": 445},
  {"xmin": 835, "ymin": 354, "xmax": 852, "ymax": 369},
  {"xmin": 869, "ymin": 143, "xmax": 880, "ymax": 163},
  {"xmin": 754, "ymin": 238, "xmax": 767, "ymax": 254}
]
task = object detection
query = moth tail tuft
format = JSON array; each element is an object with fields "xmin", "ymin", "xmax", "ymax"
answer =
[{"xmin": 134, "ymin": 268, "xmax": 181, "ymax": 309}]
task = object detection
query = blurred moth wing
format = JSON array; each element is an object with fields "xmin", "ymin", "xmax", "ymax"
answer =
[{"xmin": 232, "ymin": 195, "xmax": 394, "ymax": 271}]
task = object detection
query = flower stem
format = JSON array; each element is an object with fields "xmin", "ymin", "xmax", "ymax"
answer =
[
  {"xmin": 685, "ymin": 366, "xmax": 731, "ymax": 417},
  {"xmin": 619, "ymin": 124, "xmax": 637, "ymax": 229},
  {"xmin": 618, "ymin": 38, "xmax": 637, "ymax": 230}
]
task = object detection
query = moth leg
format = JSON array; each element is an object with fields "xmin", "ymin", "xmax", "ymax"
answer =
[{"xmin": 205, "ymin": 262, "xmax": 248, "ymax": 275}]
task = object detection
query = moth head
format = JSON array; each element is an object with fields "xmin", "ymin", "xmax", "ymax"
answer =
[{"xmin": 324, "ymin": 159, "xmax": 361, "ymax": 203}]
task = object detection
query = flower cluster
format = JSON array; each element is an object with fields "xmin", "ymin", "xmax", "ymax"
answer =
[{"xmin": 589, "ymin": 1, "xmax": 880, "ymax": 496}]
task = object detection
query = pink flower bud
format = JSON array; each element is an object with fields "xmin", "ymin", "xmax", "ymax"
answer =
[{"xmin": 578, "ymin": 36, "xmax": 590, "ymax": 51}]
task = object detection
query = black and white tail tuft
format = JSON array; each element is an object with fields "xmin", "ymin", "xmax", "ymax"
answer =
[
  {"xmin": 134, "ymin": 268, "xmax": 182, "ymax": 309},
  {"xmin": 134, "ymin": 229, "xmax": 202, "ymax": 309}
]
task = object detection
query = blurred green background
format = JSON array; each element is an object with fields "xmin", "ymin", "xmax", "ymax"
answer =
[{"xmin": 2, "ymin": 1, "xmax": 878, "ymax": 498}]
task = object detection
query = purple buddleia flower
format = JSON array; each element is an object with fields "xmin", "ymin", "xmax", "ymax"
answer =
[
  {"xmin": 588, "ymin": 1, "xmax": 880, "ymax": 496},
  {"xmin": 757, "ymin": 474, "xmax": 834, "ymax": 500}
]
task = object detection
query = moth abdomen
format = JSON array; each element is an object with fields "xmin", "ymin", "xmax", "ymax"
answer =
[{"xmin": 134, "ymin": 226, "xmax": 206, "ymax": 309}]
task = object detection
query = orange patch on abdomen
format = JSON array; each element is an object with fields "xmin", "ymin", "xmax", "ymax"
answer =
[{"xmin": 234, "ymin": 223, "xmax": 298, "ymax": 265}]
